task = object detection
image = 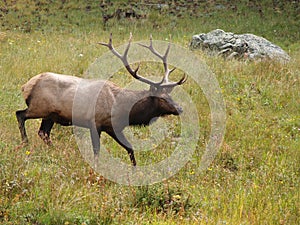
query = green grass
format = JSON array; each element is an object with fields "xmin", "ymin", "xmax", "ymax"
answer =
[{"xmin": 1, "ymin": 1, "xmax": 299, "ymax": 224}]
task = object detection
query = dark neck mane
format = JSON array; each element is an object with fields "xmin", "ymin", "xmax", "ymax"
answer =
[{"xmin": 128, "ymin": 96, "xmax": 160, "ymax": 126}]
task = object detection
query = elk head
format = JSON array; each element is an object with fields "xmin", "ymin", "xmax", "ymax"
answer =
[{"xmin": 99, "ymin": 33, "xmax": 187, "ymax": 126}]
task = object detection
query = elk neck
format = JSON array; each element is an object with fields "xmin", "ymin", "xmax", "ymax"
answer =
[{"xmin": 125, "ymin": 89, "xmax": 165, "ymax": 126}]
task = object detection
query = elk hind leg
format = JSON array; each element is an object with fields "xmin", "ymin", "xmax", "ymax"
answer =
[
  {"xmin": 38, "ymin": 119, "xmax": 54, "ymax": 145},
  {"xmin": 16, "ymin": 109, "xmax": 29, "ymax": 144}
]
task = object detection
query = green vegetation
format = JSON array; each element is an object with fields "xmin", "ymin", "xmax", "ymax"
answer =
[{"xmin": 1, "ymin": 1, "xmax": 299, "ymax": 224}]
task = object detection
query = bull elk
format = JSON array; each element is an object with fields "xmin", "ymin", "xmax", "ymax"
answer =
[{"xmin": 16, "ymin": 33, "xmax": 187, "ymax": 166}]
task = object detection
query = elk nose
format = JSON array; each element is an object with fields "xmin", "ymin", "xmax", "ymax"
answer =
[{"xmin": 177, "ymin": 106, "xmax": 183, "ymax": 115}]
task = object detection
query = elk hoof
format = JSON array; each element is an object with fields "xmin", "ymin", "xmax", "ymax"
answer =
[
  {"xmin": 15, "ymin": 140, "xmax": 28, "ymax": 150},
  {"xmin": 38, "ymin": 130, "xmax": 52, "ymax": 146}
]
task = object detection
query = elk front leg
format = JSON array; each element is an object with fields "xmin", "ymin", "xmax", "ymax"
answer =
[
  {"xmin": 38, "ymin": 119, "xmax": 54, "ymax": 145},
  {"xmin": 105, "ymin": 129, "xmax": 136, "ymax": 166},
  {"xmin": 90, "ymin": 126, "xmax": 101, "ymax": 169}
]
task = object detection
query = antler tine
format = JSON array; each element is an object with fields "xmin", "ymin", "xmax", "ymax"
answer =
[
  {"xmin": 138, "ymin": 35, "xmax": 170, "ymax": 70},
  {"xmin": 99, "ymin": 33, "xmax": 160, "ymax": 87},
  {"xmin": 159, "ymin": 73, "xmax": 187, "ymax": 88},
  {"xmin": 98, "ymin": 33, "xmax": 122, "ymax": 59},
  {"xmin": 139, "ymin": 35, "xmax": 182, "ymax": 86},
  {"xmin": 163, "ymin": 67, "xmax": 176, "ymax": 83},
  {"xmin": 123, "ymin": 32, "xmax": 133, "ymax": 58}
]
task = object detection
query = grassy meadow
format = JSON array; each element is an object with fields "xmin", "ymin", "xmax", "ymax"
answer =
[{"xmin": 0, "ymin": 1, "xmax": 299, "ymax": 224}]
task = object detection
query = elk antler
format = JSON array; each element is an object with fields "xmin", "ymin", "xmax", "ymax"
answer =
[
  {"xmin": 138, "ymin": 35, "xmax": 187, "ymax": 88},
  {"xmin": 99, "ymin": 33, "xmax": 187, "ymax": 89}
]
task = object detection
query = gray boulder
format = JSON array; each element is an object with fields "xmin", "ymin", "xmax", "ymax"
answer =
[{"xmin": 190, "ymin": 29, "xmax": 290, "ymax": 62}]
